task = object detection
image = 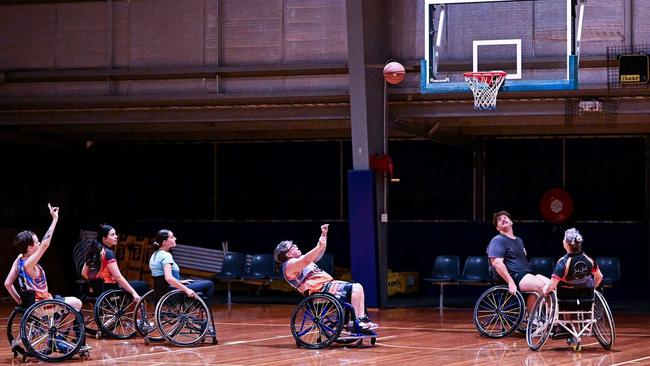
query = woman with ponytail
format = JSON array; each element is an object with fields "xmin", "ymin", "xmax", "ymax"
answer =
[{"xmin": 149, "ymin": 229, "xmax": 214, "ymax": 302}]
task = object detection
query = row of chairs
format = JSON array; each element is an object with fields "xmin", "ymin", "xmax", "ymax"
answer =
[
  {"xmin": 424, "ymin": 255, "xmax": 621, "ymax": 308},
  {"xmin": 215, "ymin": 252, "xmax": 334, "ymax": 302}
]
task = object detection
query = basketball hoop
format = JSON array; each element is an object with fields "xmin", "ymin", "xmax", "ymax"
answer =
[{"xmin": 463, "ymin": 71, "xmax": 507, "ymax": 110}]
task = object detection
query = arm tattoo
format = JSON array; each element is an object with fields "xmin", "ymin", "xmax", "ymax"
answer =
[{"xmin": 43, "ymin": 229, "xmax": 53, "ymax": 241}]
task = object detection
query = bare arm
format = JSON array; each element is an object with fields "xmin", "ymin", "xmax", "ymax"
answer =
[
  {"xmin": 163, "ymin": 263, "xmax": 195, "ymax": 298},
  {"xmin": 286, "ymin": 225, "xmax": 328, "ymax": 278},
  {"xmin": 544, "ymin": 277, "xmax": 560, "ymax": 294},
  {"xmin": 4, "ymin": 258, "xmax": 22, "ymax": 304},
  {"xmin": 106, "ymin": 262, "xmax": 140, "ymax": 301},
  {"xmin": 81, "ymin": 263, "xmax": 90, "ymax": 279},
  {"xmin": 24, "ymin": 204, "xmax": 59, "ymax": 272},
  {"xmin": 593, "ymin": 268, "xmax": 603, "ymax": 288},
  {"xmin": 491, "ymin": 257, "xmax": 517, "ymax": 294}
]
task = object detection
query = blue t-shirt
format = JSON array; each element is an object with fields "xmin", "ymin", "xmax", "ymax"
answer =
[
  {"xmin": 486, "ymin": 234, "xmax": 533, "ymax": 276},
  {"xmin": 149, "ymin": 250, "xmax": 180, "ymax": 280}
]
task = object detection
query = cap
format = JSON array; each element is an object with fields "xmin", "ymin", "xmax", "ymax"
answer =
[{"xmin": 273, "ymin": 240, "xmax": 293, "ymax": 263}]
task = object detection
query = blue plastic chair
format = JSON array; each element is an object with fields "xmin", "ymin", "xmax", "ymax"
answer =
[
  {"xmin": 596, "ymin": 257, "xmax": 621, "ymax": 287},
  {"xmin": 424, "ymin": 255, "xmax": 460, "ymax": 308},
  {"xmin": 215, "ymin": 252, "xmax": 247, "ymax": 304},
  {"xmin": 529, "ymin": 256, "xmax": 554, "ymax": 278},
  {"xmin": 458, "ymin": 256, "xmax": 491, "ymax": 284}
]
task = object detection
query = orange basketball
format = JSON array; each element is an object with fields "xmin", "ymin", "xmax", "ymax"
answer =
[{"xmin": 383, "ymin": 62, "xmax": 405, "ymax": 85}]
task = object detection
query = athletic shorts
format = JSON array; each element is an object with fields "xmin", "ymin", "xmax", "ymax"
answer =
[
  {"xmin": 322, "ymin": 280, "xmax": 353, "ymax": 303},
  {"xmin": 511, "ymin": 271, "xmax": 533, "ymax": 289}
]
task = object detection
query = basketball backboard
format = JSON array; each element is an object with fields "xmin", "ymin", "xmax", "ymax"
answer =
[{"xmin": 421, "ymin": 0, "xmax": 583, "ymax": 93}]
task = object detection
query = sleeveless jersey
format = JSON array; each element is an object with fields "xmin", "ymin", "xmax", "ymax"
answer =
[
  {"xmin": 282, "ymin": 261, "xmax": 333, "ymax": 295},
  {"xmin": 17, "ymin": 256, "xmax": 52, "ymax": 301}
]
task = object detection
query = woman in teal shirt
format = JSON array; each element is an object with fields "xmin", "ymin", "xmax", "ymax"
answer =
[{"xmin": 149, "ymin": 229, "xmax": 214, "ymax": 302}]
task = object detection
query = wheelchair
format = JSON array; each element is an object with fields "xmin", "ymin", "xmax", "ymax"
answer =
[
  {"xmin": 132, "ymin": 276, "xmax": 218, "ymax": 346},
  {"xmin": 473, "ymin": 285, "xmax": 537, "ymax": 338},
  {"xmin": 526, "ymin": 287, "xmax": 615, "ymax": 351},
  {"xmin": 78, "ymin": 278, "xmax": 138, "ymax": 339},
  {"xmin": 290, "ymin": 292, "xmax": 377, "ymax": 349},
  {"xmin": 7, "ymin": 291, "xmax": 89, "ymax": 362}
]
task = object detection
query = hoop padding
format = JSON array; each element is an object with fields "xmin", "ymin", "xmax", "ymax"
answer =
[{"xmin": 463, "ymin": 71, "xmax": 507, "ymax": 110}]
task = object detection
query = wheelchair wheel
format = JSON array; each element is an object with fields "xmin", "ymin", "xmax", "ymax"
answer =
[
  {"xmin": 20, "ymin": 299, "xmax": 86, "ymax": 362},
  {"xmin": 526, "ymin": 291, "xmax": 557, "ymax": 351},
  {"xmin": 155, "ymin": 290, "xmax": 211, "ymax": 347},
  {"xmin": 473, "ymin": 286, "xmax": 525, "ymax": 338},
  {"xmin": 94, "ymin": 289, "xmax": 137, "ymax": 339},
  {"xmin": 7, "ymin": 308, "xmax": 23, "ymax": 347},
  {"xmin": 593, "ymin": 290, "xmax": 615, "ymax": 349},
  {"xmin": 80, "ymin": 297, "xmax": 99, "ymax": 337},
  {"xmin": 133, "ymin": 290, "xmax": 164, "ymax": 342},
  {"xmin": 291, "ymin": 293, "xmax": 344, "ymax": 349}
]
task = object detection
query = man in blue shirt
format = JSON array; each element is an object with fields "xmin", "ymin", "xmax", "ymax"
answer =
[{"xmin": 487, "ymin": 211, "xmax": 550, "ymax": 314}]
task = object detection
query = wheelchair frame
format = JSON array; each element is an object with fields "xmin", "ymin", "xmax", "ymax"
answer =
[
  {"xmin": 526, "ymin": 289, "xmax": 615, "ymax": 351},
  {"xmin": 133, "ymin": 288, "xmax": 218, "ymax": 346},
  {"xmin": 473, "ymin": 285, "xmax": 528, "ymax": 338},
  {"xmin": 290, "ymin": 292, "xmax": 377, "ymax": 349},
  {"xmin": 78, "ymin": 278, "xmax": 138, "ymax": 339},
  {"xmin": 8, "ymin": 294, "xmax": 89, "ymax": 362}
]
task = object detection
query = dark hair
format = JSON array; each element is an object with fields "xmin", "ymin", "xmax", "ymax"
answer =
[
  {"xmin": 14, "ymin": 230, "xmax": 36, "ymax": 254},
  {"xmin": 153, "ymin": 229, "xmax": 171, "ymax": 248},
  {"xmin": 99, "ymin": 224, "xmax": 114, "ymax": 239},
  {"xmin": 492, "ymin": 210, "xmax": 512, "ymax": 228}
]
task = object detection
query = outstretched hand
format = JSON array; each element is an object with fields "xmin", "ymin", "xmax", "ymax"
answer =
[
  {"xmin": 48, "ymin": 203, "xmax": 59, "ymax": 220},
  {"xmin": 320, "ymin": 224, "xmax": 329, "ymax": 236}
]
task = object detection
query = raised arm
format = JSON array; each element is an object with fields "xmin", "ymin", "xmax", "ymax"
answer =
[
  {"xmin": 286, "ymin": 224, "xmax": 328, "ymax": 275},
  {"xmin": 24, "ymin": 204, "xmax": 59, "ymax": 271},
  {"xmin": 4, "ymin": 257, "xmax": 22, "ymax": 304}
]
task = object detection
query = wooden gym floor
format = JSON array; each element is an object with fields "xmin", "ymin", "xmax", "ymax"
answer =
[{"xmin": 0, "ymin": 302, "xmax": 648, "ymax": 365}]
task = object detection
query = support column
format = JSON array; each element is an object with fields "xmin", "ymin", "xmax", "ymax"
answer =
[{"xmin": 346, "ymin": 0, "xmax": 388, "ymax": 307}]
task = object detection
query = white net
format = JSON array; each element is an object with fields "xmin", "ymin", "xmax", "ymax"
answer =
[{"xmin": 463, "ymin": 71, "xmax": 507, "ymax": 110}]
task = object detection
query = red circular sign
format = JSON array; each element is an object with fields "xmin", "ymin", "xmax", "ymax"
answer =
[{"xmin": 540, "ymin": 188, "xmax": 573, "ymax": 224}]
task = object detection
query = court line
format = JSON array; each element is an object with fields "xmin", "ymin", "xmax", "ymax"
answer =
[
  {"xmin": 611, "ymin": 356, "xmax": 650, "ymax": 366},
  {"xmin": 222, "ymin": 334, "xmax": 293, "ymax": 345}
]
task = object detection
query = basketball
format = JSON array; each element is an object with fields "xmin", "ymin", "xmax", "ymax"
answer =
[{"xmin": 383, "ymin": 61, "xmax": 405, "ymax": 85}]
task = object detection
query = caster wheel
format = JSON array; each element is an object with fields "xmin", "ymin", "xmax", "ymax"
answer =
[
  {"xmin": 144, "ymin": 337, "xmax": 150, "ymax": 345},
  {"xmin": 212, "ymin": 339, "xmax": 218, "ymax": 345},
  {"xmin": 371, "ymin": 337, "xmax": 376, "ymax": 345},
  {"xmin": 356, "ymin": 339, "xmax": 363, "ymax": 347}
]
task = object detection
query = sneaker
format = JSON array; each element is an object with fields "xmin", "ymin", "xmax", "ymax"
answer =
[
  {"xmin": 357, "ymin": 317, "xmax": 379, "ymax": 330},
  {"xmin": 80, "ymin": 344, "xmax": 92, "ymax": 352}
]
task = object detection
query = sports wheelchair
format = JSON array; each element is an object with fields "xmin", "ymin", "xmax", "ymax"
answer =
[
  {"xmin": 473, "ymin": 285, "xmax": 539, "ymax": 338},
  {"xmin": 290, "ymin": 292, "xmax": 377, "ymax": 349},
  {"xmin": 526, "ymin": 287, "xmax": 615, "ymax": 351},
  {"xmin": 132, "ymin": 276, "xmax": 218, "ymax": 346},
  {"xmin": 7, "ymin": 290, "xmax": 89, "ymax": 362},
  {"xmin": 78, "ymin": 278, "xmax": 138, "ymax": 339}
]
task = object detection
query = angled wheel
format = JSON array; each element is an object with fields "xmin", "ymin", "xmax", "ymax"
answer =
[
  {"xmin": 7, "ymin": 308, "xmax": 24, "ymax": 347},
  {"xmin": 593, "ymin": 290, "xmax": 615, "ymax": 349},
  {"xmin": 526, "ymin": 291, "xmax": 557, "ymax": 351},
  {"xmin": 94, "ymin": 289, "xmax": 137, "ymax": 339},
  {"xmin": 473, "ymin": 286, "xmax": 525, "ymax": 338},
  {"xmin": 290, "ymin": 293, "xmax": 344, "ymax": 349},
  {"xmin": 156, "ymin": 290, "xmax": 210, "ymax": 347},
  {"xmin": 20, "ymin": 299, "xmax": 86, "ymax": 362},
  {"xmin": 133, "ymin": 290, "xmax": 164, "ymax": 342},
  {"xmin": 80, "ymin": 296, "xmax": 99, "ymax": 337}
]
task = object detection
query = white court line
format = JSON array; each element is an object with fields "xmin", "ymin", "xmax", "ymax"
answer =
[
  {"xmin": 611, "ymin": 356, "xmax": 650, "ymax": 366},
  {"xmin": 222, "ymin": 334, "xmax": 293, "ymax": 345}
]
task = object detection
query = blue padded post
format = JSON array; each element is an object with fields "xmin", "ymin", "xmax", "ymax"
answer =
[{"xmin": 347, "ymin": 170, "xmax": 379, "ymax": 307}]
